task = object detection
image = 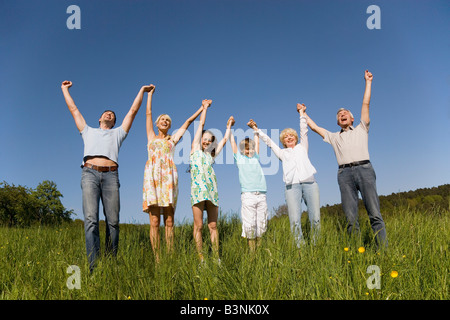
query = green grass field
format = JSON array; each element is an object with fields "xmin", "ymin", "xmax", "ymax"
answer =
[{"xmin": 0, "ymin": 206, "xmax": 448, "ymax": 300}]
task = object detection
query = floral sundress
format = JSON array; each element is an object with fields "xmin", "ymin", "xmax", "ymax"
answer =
[
  {"xmin": 189, "ymin": 150, "xmax": 219, "ymax": 207},
  {"xmin": 143, "ymin": 138, "xmax": 178, "ymax": 212}
]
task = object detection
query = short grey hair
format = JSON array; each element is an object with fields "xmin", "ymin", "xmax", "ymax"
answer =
[{"xmin": 336, "ymin": 108, "xmax": 354, "ymax": 120}]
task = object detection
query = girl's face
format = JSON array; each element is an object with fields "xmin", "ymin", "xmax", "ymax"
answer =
[
  {"xmin": 201, "ymin": 132, "xmax": 214, "ymax": 151},
  {"xmin": 283, "ymin": 133, "xmax": 297, "ymax": 148}
]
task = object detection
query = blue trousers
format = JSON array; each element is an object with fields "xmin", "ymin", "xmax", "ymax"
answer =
[
  {"xmin": 337, "ymin": 162, "xmax": 387, "ymax": 247},
  {"xmin": 81, "ymin": 167, "xmax": 120, "ymax": 271},
  {"xmin": 284, "ymin": 181, "xmax": 321, "ymax": 247}
]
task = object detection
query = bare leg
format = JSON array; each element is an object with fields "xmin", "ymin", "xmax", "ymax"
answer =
[
  {"xmin": 163, "ymin": 206, "xmax": 175, "ymax": 253},
  {"xmin": 192, "ymin": 202, "xmax": 205, "ymax": 261},
  {"xmin": 248, "ymin": 238, "xmax": 256, "ymax": 252},
  {"xmin": 149, "ymin": 207, "xmax": 161, "ymax": 263},
  {"xmin": 205, "ymin": 201, "xmax": 219, "ymax": 258}
]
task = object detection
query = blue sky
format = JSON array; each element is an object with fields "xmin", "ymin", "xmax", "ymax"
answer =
[{"xmin": 1, "ymin": 0, "xmax": 449, "ymax": 225}]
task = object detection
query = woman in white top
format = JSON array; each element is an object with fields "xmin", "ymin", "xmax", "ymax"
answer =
[{"xmin": 248, "ymin": 103, "xmax": 320, "ymax": 248}]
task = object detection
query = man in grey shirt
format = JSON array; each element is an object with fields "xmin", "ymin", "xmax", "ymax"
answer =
[
  {"xmin": 305, "ymin": 70, "xmax": 387, "ymax": 248},
  {"xmin": 61, "ymin": 80, "xmax": 153, "ymax": 271}
]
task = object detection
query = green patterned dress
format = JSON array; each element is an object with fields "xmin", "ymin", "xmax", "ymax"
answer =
[{"xmin": 189, "ymin": 150, "xmax": 219, "ymax": 206}]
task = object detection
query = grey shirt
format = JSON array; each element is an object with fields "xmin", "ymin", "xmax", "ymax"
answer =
[
  {"xmin": 80, "ymin": 125, "xmax": 128, "ymax": 165},
  {"xmin": 323, "ymin": 120, "xmax": 370, "ymax": 166}
]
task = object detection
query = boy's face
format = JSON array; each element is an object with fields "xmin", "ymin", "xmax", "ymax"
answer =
[{"xmin": 243, "ymin": 144, "xmax": 255, "ymax": 157}]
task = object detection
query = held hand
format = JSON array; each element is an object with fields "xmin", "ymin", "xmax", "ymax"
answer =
[
  {"xmin": 143, "ymin": 84, "xmax": 155, "ymax": 93},
  {"xmin": 364, "ymin": 70, "xmax": 373, "ymax": 82},
  {"xmin": 61, "ymin": 80, "xmax": 73, "ymax": 90},
  {"xmin": 202, "ymin": 99, "xmax": 212, "ymax": 109},
  {"xmin": 227, "ymin": 116, "xmax": 235, "ymax": 127},
  {"xmin": 247, "ymin": 119, "xmax": 258, "ymax": 130},
  {"xmin": 297, "ymin": 103, "xmax": 306, "ymax": 114}
]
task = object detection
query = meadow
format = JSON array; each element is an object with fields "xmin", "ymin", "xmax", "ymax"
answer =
[{"xmin": 0, "ymin": 206, "xmax": 448, "ymax": 300}]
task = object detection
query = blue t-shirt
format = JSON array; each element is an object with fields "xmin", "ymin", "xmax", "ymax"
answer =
[
  {"xmin": 80, "ymin": 125, "xmax": 128, "ymax": 165},
  {"xmin": 234, "ymin": 152, "xmax": 267, "ymax": 192}
]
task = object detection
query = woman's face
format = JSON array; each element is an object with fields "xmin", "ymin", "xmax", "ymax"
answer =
[
  {"xmin": 157, "ymin": 115, "xmax": 171, "ymax": 131},
  {"xmin": 283, "ymin": 133, "xmax": 297, "ymax": 148}
]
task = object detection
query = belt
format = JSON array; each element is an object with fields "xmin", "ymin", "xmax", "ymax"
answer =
[
  {"xmin": 83, "ymin": 163, "xmax": 118, "ymax": 172},
  {"xmin": 339, "ymin": 160, "xmax": 370, "ymax": 169}
]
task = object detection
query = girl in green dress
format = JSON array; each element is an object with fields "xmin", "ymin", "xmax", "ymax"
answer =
[{"xmin": 190, "ymin": 99, "xmax": 233, "ymax": 261}]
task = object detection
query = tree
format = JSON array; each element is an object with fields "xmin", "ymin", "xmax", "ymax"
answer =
[
  {"xmin": 0, "ymin": 180, "xmax": 73, "ymax": 227},
  {"xmin": 0, "ymin": 182, "xmax": 37, "ymax": 226},
  {"xmin": 31, "ymin": 180, "xmax": 73, "ymax": 224}
]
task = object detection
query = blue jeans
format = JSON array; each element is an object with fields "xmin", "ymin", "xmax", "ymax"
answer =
[
  {"xmin": 337, "ymin": 162, "xmax": 387, "ymax": 247},
  {"xmin": 81, "ymin": 167, "xmax": 120, "ymax": 271},
  {"xmin": 284, "ymin": 182, "xmax": 320, "ymax": 247}
]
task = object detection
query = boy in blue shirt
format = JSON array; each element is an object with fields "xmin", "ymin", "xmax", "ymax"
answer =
[{"xmin": 228, "ymin": 117, "xmax": 268, "ymax": 251}]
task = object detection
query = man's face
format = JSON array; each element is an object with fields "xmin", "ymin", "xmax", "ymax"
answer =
[
  {"xmin": 337, "ymin": 110, "xmax": 354, "ymax": 128},
  {"xmin": 99, "ymin": 111, "xmax": 116, "ymax": 128}
]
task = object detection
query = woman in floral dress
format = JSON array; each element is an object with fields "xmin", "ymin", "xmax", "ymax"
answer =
[
  {"xmin": 190, "ymin": 100, "xmax": 233, "ymax": 261},
  {"xmin": 143, "ymin": 85, "xmax": 203, "ymax": 261}
]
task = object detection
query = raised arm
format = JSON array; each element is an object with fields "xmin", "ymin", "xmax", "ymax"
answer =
[
  {"xmin": 215, "ymin": 116, "xmax": 234, "ymax": 157},
  {"xmin": 122, "ymin": 84, "xmax": 154, "ymax": 133},
  {"xmin": 297, "ymin": 103, "xmax": 309, "ymax": 151},
  {"xmin": 300, "ymin": 103, "xmax": 327, "ymax": 139},
  {"xmin": 247, "ymin": 119, "xmax": 282, "ymax": 160},
  {"xmin": 146, "ymin": 85, "xmax": 156, "ymax": 141},
  {"xmin": 171, "ymin": 104, "xmax": 204, "ymax": 145},
  {"xmin": 228, "ymin": 116, "xmax": 238, "ymax": 154},
  {"xmin": 361, "ymin": 70, "xmax": 373, "ymax": 125},
  {"xmin": 191, "ymin": 99, "xmax": 212, "ymax": 152},
  {"xmin": 254, "ymin": 130, "xmax": 260, "ymax": 155},
  {"xmin": 61, "ymin": 81, "xmax": 86, "ymax": 132}
]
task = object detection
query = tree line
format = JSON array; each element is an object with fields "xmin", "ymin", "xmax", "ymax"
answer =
[
  {"xmin": 274, "ymin": 184, "xmax": 449, "ymax": 219},
  {"xmin": 0, "ymin": 180, "xmax": 73, "ymax": 227}
]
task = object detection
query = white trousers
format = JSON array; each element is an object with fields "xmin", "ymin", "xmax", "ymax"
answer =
[{"xmin": 240, "ymin": 192, "xmax": 268, "ymax": 239}]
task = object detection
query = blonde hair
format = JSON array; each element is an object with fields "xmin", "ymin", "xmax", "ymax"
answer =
[
  {"xmin": 155, "ymin": 114, "xmax": 172, "ymax": 127},
  {"xmin": 155, "ymin": 114, "xmax": 172, "ymax": 139},
  {"xmin": 279, "ymin": 128, "xmax": 298, "ymax": 148},
  {"xmin": 239, "ymin": 138, "xmax": 256, "ymax": 154}
]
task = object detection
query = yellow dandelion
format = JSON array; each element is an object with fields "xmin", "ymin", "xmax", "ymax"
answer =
[
  {"xmin": 365, "ymin": 292, "xmax": 369, "ymax": 296},
  {"xmin": 204, "ymin": 297, "xmax": 208, "ymax": 300},
  {"xmin": 402, "ymin": 255, "xmax": 406, "ymax": 258},
  {"xmin": 344, "ymin": 247, "xmax": 349, "ymax": 252},
  {"xmin": 358, "ymin": 247, "xmax": 365, "ymax": 253},
  {"xmin": 390, "ymin": 271, "xmax": 399, "ymax": 278},
  {"xmin": 127, "ymin": 296, "xmax": 131, "ymax": 300}
]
